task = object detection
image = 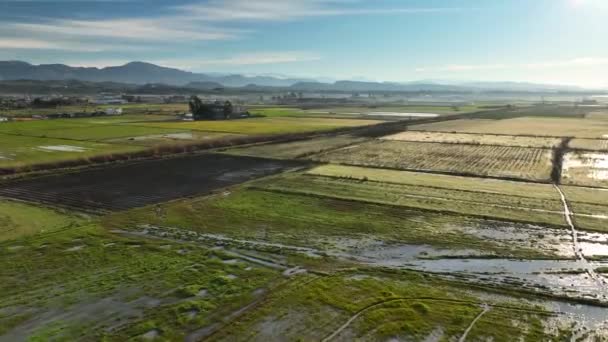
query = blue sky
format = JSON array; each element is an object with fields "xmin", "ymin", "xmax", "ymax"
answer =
[{"xmin": 0, "ymin": 0, "xmax": 607, "ymax": 87}]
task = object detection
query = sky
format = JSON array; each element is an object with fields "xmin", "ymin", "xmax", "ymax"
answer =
[{"xmin": 0, "ymin": 0, "xmax": 607, "ymax": 88}]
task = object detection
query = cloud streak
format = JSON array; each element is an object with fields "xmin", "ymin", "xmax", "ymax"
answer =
[{"xmin": 2, "ymin": 0, "xmax": 463, "ymax": 51}]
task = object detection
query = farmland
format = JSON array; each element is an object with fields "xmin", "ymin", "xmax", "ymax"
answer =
[
  {"xmin": 409, "ymin": 117, "xmax": 608, "ymax": 138},
  {"xmin": 0, "ymin": 153, "xmax": 304, "ymax": 212},
  {"xmin": 130, "ymin": 116, "xmax": 383, "ymax": 135},
  {"xmin": 2, "ymin": 103, "xmax": 189, "ymax": 117},
  {"xmin": 383, "ymin": 131, "xmax": 562, "ymax": 148},
  {"xmin": 0, "ymin": 225, "xmax": 281, "ymax": 341},
  {"xmin": 569, "ymin": 138, "xmax": 608, "ymax": 151},
  {"xmin": 0, "ymin": 114, "xmax": 384, "ymax": 172},
  {"xmin": 0, "ymin": 199, "xmax": 85, "ymax": 241},
  {"xmin": 561, "ymin": 151, "xmax": 608, "ymax": 188},
  {"xmin": 4, "ymin": 103, "xmax": 608, "ymax": 341},
  {"xmin": 223, "ymin": 134, "xmax": 367, "ymax": 159},
  {"xmin": 312, "ymin": 140, "xmax": 554, "ymax": 181},
  {"xmin": 0, "ymin": 133, "xmax": 144, "ymax": 170}
]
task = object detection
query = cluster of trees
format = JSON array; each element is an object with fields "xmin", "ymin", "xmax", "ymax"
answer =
[
  {"xmin": 188, "ymin": 96, "xmax": 233, "ymax": 120},
  {"xmin": 31, "ymin": 97, "xmax": 88, "ymax": 108}
]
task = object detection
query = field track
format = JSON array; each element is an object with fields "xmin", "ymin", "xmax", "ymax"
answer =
[{"xmin": 0, "ymin": 153, "xmax": 304, "ymax": 212}]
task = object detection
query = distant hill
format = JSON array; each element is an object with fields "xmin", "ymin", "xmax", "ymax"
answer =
[
  {"xmin": 0, "ymin": 61, "xmax": 603, "ymax": 93},
  {"xmin": 0, "ymin": 61, "xmax": 311, "ymax": 87}
]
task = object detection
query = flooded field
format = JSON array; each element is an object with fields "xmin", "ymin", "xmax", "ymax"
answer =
[{"xmin": 562, "ymin": 151, "xmax": 608, "ymax": 187}]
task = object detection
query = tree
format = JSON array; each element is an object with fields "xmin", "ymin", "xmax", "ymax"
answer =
[
  {"xmin": 189, "ymin": 95, "xmax": 204, "ymax": 119},
  {"xmin": 223, "ymin": 101, "xmax": 233, "ymax": 119}
]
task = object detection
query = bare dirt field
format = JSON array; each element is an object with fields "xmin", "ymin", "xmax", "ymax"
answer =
[
  {"xmin": 383, "ymin": 131, "xmax": 561, "ymax": 148},
  {"xmin": 0, "ymin": 153, "xmax": 304, "ymax": 211},
  {"xmin": 409, "ymin": 117, "xmax": 608, "ymax": 138}
]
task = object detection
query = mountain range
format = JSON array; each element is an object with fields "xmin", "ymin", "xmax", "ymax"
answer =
[{"xmin": 0, "ymin": 61, "xmax": 602, "ymax": 93}]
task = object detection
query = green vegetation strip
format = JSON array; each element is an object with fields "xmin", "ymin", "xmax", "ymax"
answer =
[{"xmin": 252, "ymin": 173, "xmax": 567, "ymax": 228}]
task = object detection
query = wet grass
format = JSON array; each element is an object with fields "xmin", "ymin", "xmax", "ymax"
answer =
[
  {"xmin": 206, "ymin": 271, "xmax": 569, "ymax": 341},
  {"xmin": 0, "ymin": 224, "xmax": 280, "ymax": 341},
  {"xmin": 0, "ymin": 199, "xmax": 85, "ymax": 241},
  {"xmin": 102, "ymin": 187, "xmax": 561, "ymax": 259}
]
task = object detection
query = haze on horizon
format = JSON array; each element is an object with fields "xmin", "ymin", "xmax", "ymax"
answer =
[{"xmin": 0, "ymin": 0, "xmax": 606, "ymax": 88}]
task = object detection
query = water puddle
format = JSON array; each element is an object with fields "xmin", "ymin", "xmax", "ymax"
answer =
[
  {"xmin": 37, "ymin": 145, "xmax": 88, "ymax": 152},
  {"xmin": 563, "ymin": 152, "xmax": 608, "ymax": 181},
  {"xmin": 366, "ymin": 112, "xmax": 440, "ymax": 117}
]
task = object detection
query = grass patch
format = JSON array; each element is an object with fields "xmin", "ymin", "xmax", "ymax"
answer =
[
  {"xmin": 0, "ymin": 133, "xmax": 144, "ymax": 169},
  {"xmin": 0, "ymin": 199, "xmax": 85, "ymax": 241}
]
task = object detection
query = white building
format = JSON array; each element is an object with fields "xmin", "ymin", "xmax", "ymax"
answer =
[{"xmin": 104, "ymin": 108, "xmax": 123, "ymax": 115}]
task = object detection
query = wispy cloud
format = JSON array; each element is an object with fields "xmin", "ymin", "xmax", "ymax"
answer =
[
  {"xmin": 177, "ymin": 0, "xmax": 460, "ymax": 22},
  {"xmin": 0, "ymin": 38, "xmax": 144, "ymax": 52},
  {"xmin": 11, "ymin": 19, "xmax": 237, "ymax": 42},
  {"xmin": 2, "ymin": 0, "xmax": 462, "ymax": 52}
]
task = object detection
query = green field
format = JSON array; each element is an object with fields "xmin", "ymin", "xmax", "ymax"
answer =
[
  {"xmin": 130, "ymin": 116, "xmax": 383, "ymax": 135},
  {"xmin": 2, "ymin": 103, "xmax": 188, "ymax": 117},
  {"xmin": 0, "ymin": 199, "xmax": 84, "ymax": 241},
  {"xmin": 0, "ymin": 133, "xmax": 143, "ymax": 169},
  {"xmin": 0, "ymin": 114, "xmax": 383, "ymax": 171}
]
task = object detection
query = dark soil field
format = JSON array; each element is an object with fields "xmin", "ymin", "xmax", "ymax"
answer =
[{"xmin": 0, "ymin": 153, "xmax": 305, "ymax": 212}]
